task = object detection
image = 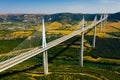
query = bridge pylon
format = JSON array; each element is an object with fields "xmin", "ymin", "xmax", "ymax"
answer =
[
  {"xmin": 92, "ymin": 16, "xmax": 97, "ymax": 48},
  {"xmin": 103, "ymin": 14, "xmax": 106, "ymax": 28},
  {"xmin": 42, "ymin": 18, "xmax": 48, "ymax": 75},
  {"xmin": 79, "ymin": 16, "xmax": 85, "ymax": 67},
  {"xmin": 100, "ymin": 15, "xmax": 103, "ymax": 33},
  {"xmin": 104, "ymin": 14, "xmax": 108, "ymax": 27}
]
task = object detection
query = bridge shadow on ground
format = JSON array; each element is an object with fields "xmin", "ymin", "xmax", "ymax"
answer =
[
  {"xmin": 0, "ymin": 63, "xmax": 43, "ymax": 78},
  {"xmin": 85, "ymin": 35, "xmax": 120, "ymax": 59},
  {"xmin": 48, "ymin": 36, "xmax": 80, "ymax": 63},
  {"xmin": 0, "ymin": 36, "xmax": 80, "ymax": 78},
  {"xmin": 109, "ymin": 26, "xmax": 120, "ymax": 31},
  {"xmin": 105, "ymin": 26, "xmax": 120, "ymax": 37},
  {"xmin": 106, "ymin": 31, "xmax": 120, "ymax": 38}
]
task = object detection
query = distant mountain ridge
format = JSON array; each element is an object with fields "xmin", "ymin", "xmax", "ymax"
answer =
[
  {"xmin": 108, "ymin": 12, "xmax": 120, "ymax": 22},
  {"xmin": 0, "ymin": 12, "xmax": 119, "ymax": 24},
  {"xmin": 44, "ymin": 13, "xmax": 101, "ymax": 24}
]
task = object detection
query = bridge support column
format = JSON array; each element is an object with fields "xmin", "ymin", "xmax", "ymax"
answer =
[
  {"xmin": 43, "ymin": 51, "xmax": 48, "ymax": 75},
  {"xmin": 93, "ymin": 16, "xmax": 97, "ymax": 48},
  {"xmin": 103, "ymin": 21, "xmax": 105, "ymax": 28},
  {"xmin": 103, "ymin": 14, "xmax": 107, "ymax": 28},
  {"xmin": 104, "ymin": 14, "xmax": 108, "ymax": 27},
  {"xmin": 42, "ymin": 18, "xmax": 48, "ymax": 75},
  {"xmin": 79, "ymin": 16, "xmax": 85, "ymax": 67},
  {"xmin": 100, "ymin": 15, "xmax": 103, "ymax": 33}
]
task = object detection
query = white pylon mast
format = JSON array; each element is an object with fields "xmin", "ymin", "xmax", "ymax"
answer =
[
  {"xmin": 105, "ymin": 14, "xmax": 108, "ymax": 26},
  {"xmin": 42, "ymin": 18, "xmax": 47, "ymax": 47},
  {"xmin": 92, "ymin": 16, "xmax": 97, "ymax": 48},
  {"xmin": 80, "ymin": 16, "xmax": 85, "ymax": 67},
  {"xmin": 103, "ymin": 14, "xmax": 106, "ymax": 28},
  {"xmin": 42, "ymin": 18, "xmax": 48, "ymax": 75},
  {"xmin": 100, "ymin": 15, "xmax": 103, "ymax": 33}
]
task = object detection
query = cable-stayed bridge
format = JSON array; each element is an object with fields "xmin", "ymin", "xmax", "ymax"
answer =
[{"xmin": 0, "ymin": 14, "xmax": 108, "ymax": 75}]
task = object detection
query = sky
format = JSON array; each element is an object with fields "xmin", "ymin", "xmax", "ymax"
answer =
[{"xmin": 0, "ymin": 0, "xmax": 120, "ymax": 14}]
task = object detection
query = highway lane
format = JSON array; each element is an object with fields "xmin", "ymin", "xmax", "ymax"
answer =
[{"xmin": 0, "ymin": 16, "xmax": 108, "ymax": 72}]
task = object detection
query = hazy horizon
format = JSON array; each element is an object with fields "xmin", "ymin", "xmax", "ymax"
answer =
[{"xmin": 0, "ymin": 12, "xmax": 119, "ymax": 15}]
